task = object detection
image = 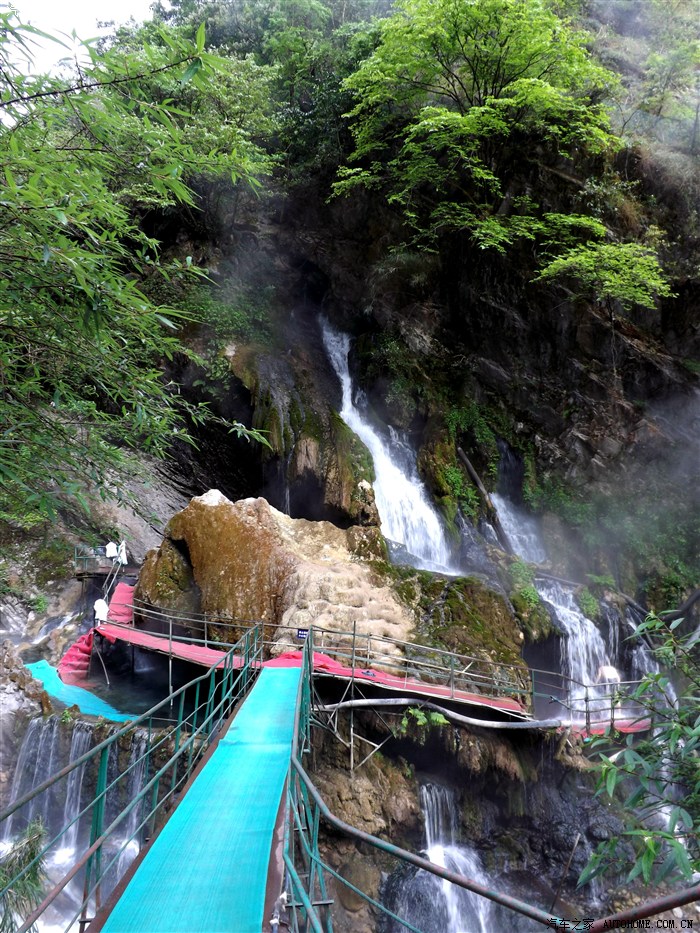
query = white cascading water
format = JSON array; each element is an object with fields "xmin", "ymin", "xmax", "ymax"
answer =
[
  {"xmin": 322, "ymin": 320, "xmax": 458, "ymax": 573},
  {"xmin": 2, "ymin": 718, "xmax": 97, "ymax": 933},
  {"xmin": 116, "ymin": 733, "xmax": 147, "ymax": 877},
  {"xmin": 536, "ymin": 580, "xmax": 610, "ymax": 688},
  {"xmin": 491, "ymin": 490, "xmax": 622, "ymax": 721},
  {"xmin": 54, "ymin": 721, "xmax": 93, "ymax": 864},
  {"xmin": 490, "ymin": 493, "xmax": 547, "ymax": 566},
  {"xmin": 412, "ymin": 783, "xmax": 494, "ymax": 933},
  {"xmin": 2, "ymin": 716, "xmax": 61, "ymax": 843}
]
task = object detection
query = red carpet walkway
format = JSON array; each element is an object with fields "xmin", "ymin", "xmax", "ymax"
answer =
[{"xmin": 92, "ymin": 625, "xmax": 529, "ymax": 719}]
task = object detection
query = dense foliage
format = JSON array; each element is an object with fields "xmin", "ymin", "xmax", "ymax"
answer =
[
  {"xmin": 0, "ymin": 818, "xmax": 46, "ymax": 933},
  {"xmin": 583, "ymin": 613, "xmax": 700, "ymax": 887},
  {"xmin": 334, "ymin": 0, "xmax": 672, "ymax": 311},
  {"xmin": 0, "ymin": 15, "xmax": 268, "ymax": 517},
  {"xmin": 0, "ymin": 0, "xmax": 698, "ymax": 918}
]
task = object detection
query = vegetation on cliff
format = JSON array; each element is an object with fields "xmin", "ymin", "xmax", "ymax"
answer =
[
  {"xmin": 583, "ymin": 612, "xmax": 700, "ymax": 887},
  {"xmin": 0, "ymin": 14, "xmax": 268, "ymax": 519},
  {"xmin": 1, "ymin": 0, "xmax": 699, "ymax": 913}
]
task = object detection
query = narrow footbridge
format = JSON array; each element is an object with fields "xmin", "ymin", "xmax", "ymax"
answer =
[
  {"xmin": 99, "ymin": 665, "xmax": 301, "ymax": 932},
  {"xmin": 2, "ymin": 623, "xmax": 653, "ymax": 933}
]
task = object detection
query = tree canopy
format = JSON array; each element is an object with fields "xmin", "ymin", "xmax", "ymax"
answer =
[
  {"xmin": 0, "ymin": 14, "xmax": 268, "ymax": 517},
  {"xmin": 334, "ymin": 0, "xmax": 672, "ymax": 312}
]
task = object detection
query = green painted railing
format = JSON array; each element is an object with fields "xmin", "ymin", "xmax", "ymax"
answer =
[
  {"xmin": 0, "ymin": 625, "xmax": 261, "ymax": 933},
  {"xmin": 2, "ymin": 620, "xmax": 649, "ymax": 933},
  {"xmin": 281, "ymin": 632, "xmax": 566, "ymax": 932}
]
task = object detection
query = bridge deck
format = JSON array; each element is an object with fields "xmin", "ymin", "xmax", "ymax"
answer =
[
  {"xmin": 99, "ymin": 666, "xmax": 301, "ymax": 933},
  {"xmin": 95, "ymin": 623, "xmax": 241, "ymax": 669}
]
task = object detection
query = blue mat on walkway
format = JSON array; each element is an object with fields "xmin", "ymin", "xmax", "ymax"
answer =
[
  {"xmin": 102, "ymin": 666, "xmax": 301, "ymax": 933},
  {"xmin": 26, "ymin": 661, "xmax": 136, "ymax": 722}
]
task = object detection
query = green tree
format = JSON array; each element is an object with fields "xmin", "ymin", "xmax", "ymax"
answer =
[
  {"xmin": 0, "ymin": 15, "xmax": 267, "ymax": 517},
  {"xmin": 595, "ymin": 0, "xmax": 700, "ymax": 153},
  {"xmin": 335, "ymin": 0, "xmax": 617, "ymax": 244},
  {"xmin": 0, "ymin": 818, "xmax": 46, "ymax": 933},
  {"xmin": 534, "ymin": 242, "xmax": 674, "ymax": 312},
  {"xmin": 334, "ymin": 0, "xmax": 671, "ymax": 310},
  {"xmin": 151, "ymin": 0, "xmax": 389, "ymax": 183},
  {"xmin": 581, "ymin": 611, "xmax": 700, "ymax": 888}
]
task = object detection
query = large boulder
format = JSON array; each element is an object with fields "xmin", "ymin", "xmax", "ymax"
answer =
[{"xmin": 135, "ymin": 491, "xmax": 412, "ymax": 650}]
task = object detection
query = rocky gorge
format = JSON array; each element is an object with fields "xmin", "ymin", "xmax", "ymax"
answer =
[{"xmin": 1, "ymin": 0, "xmax": 700, "ymax": 928}]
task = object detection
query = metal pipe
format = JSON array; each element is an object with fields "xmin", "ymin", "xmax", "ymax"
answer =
[
  {"xmin": 93, "ymin": 638, "xmax": 110, "ymax": 687},
  {"xmin": 292, "ymin": 756, "xmax": 560, "ymax": 928},
  {"xmin": 316, "ymin": 697, "xmax": 564, "ymax": 730},
  {"xmin": 589, "ymin": 883, "xmax": 700, "ymax": 932}
]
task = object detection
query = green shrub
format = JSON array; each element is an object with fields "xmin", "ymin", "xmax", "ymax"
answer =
[{"xmin": 576, "ymin": 586, "xmax": 600, "ymax": 621}]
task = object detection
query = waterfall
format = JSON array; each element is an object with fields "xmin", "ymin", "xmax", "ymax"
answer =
[
  {"xmin": 322, "ymin": 321, "xmax": 458, "ymax": 574},
  {"xmin": 535, "ymin": 580, "xmax": 610, "ymax": 687},
  {"xmin": 491, "ymin": 481, "xmax": 624, "ymax": 720},
  {"xmin": 116, "ymin": 733, "xmax": 147, "ymax": 876},
  {"xmin": 54, "ymin": 721, "xmax": 93, "ymax": 862},
  {"xmin": 385, "ymin": 783, "xmax": 496, "ymax": 933},
  {"xmin": 490, "ymin": 493, "xmax": 546, "ymax": 565},
  {"xmin": 2, "ymin": 716, "xmax": 61, "ymax": 842}
]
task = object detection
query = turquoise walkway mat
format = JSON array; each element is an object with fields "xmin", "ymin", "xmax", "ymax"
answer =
[
  {"xmin": 26, "ymin": 661, "xmax": 135, "ymax": 722},
  {"xmin": 102, "ymin": 666, "xmax": 301, "ymax": 933}
]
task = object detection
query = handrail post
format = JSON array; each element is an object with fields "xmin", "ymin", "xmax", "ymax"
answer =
[
  {"xmin": 450, "ymin": 654, "xmax": 455, "ymax": 698},
  {"xmin": 610, "ymin": 687, "xmax": 616, "ymax": 732},
  {"xmin": 82, "ymin": 745, "xmax": 109, "ymax": 923},
  {"xmin": 168, "ymin": 615, "xmax": 173, "ymax": 707},
  {"xmin": 171, "ymin": 691, "xmax": 186, "ymax": 794},
  {"xmin": 205, "ymin": 668, "xmax": 216, "ymax": 735},
  {"xmin": 585, "ymin": 686, "xmax": 591, "ymax": 735},
  {"xmin": 350, "ymin": 621, "xmax": 357, "ymax": 772}
]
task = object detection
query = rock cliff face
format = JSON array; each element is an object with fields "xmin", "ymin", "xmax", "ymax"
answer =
[
  {"xmin": 309, "ymin": 710, "xmax": 620, "ymax": 932},
  {"xmin": 134, "ymin": 491, "xmax": 540, "ymax": 675},
  {"xmin": 0, "ymin": 642, "xmax": 49, "ymax": 809},
  {"xmin": 166, "ymin": 178, "xmax": 698, "ymax": 601},
  {"xmin": 136, "ymin": 491, "xmax": 413, "ymax": 649}
]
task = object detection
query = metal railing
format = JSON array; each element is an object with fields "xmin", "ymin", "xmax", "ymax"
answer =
[
  {"xmin": 120, "ymin": 601, "xmax": 659, "ymax": 740},
  {"xmin": 126, "ymin": 602, "xmax": 533, "ymax": 711},
  {"xmin": 280, "ymin": 635, "xmax": 566, "ymax": 932},
  {"xmin": 113, "ymin": 604, "xmax": 650, "ymax": 732},
  {"xmin": 528, "ymin": 666, "xmax": 651, "ymax": 735},
  {"xmin": 0, "ymin": 625, "xmax": 262, "ymax": 933},
  {"xmin": 73, "ymin": 545, "xmax": 114, "ymax": 578}
]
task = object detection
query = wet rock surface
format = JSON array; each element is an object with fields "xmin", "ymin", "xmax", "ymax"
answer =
[
  {"xmin": 136, "ymin": 492, "xmax": 415, "ymax": 649},
  {"xmin": 309, "ymin": 713, "xmax": 628, "ymax": 927},
  {"xmin": 0, "ymin": 641, "xmax": 49, "ymax": 809}
]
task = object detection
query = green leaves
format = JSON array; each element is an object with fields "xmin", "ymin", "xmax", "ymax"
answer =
[
  {"xmin": 581, "ymin": 611, "xmax": 700, "ymax": 889},
  {"xmin": 0, "ymin": 12, "xmax": 268, "ymax": 517},
  {"xmin": 535, "ymin": 242, "xmax": 674, "ymax": 312},
  {"xmin": 334, "ymin": 0, "xmax": 674, "ymax": 311},
  {"xmin": 0, "ymin": 818, "xmax": 47, "ymax": 933},
  {"xmin": 334, "ymin": 0, "xmax": 628, "ymax": 254}
]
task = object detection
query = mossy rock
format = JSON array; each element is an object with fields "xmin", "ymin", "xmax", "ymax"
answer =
[
  {"xmin": 329, "ymin": 411, "xmax": 375, "ymax": 485},
  {"xmin": 511, "ymin": 591, "xmax": 554, "ymax": 642},
  {"xmin": 374, "ymin": 563, "xmax": 529, "ymax": 693},
  {"xmin": 34, "ymin": 539, "xmax": 73, "ymax": 586},
  {"xmin": 135, "ymin": 540, "xmax": 200, "ymax": 619}
]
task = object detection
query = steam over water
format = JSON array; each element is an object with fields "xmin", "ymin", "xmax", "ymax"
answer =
[
  {"xmin": 322, "ymin": 320, "xmax": 459, "ymax": 574},
  {"xmin": 491, "ymin": 491, "xmax": 616, "ymax": 686}
]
